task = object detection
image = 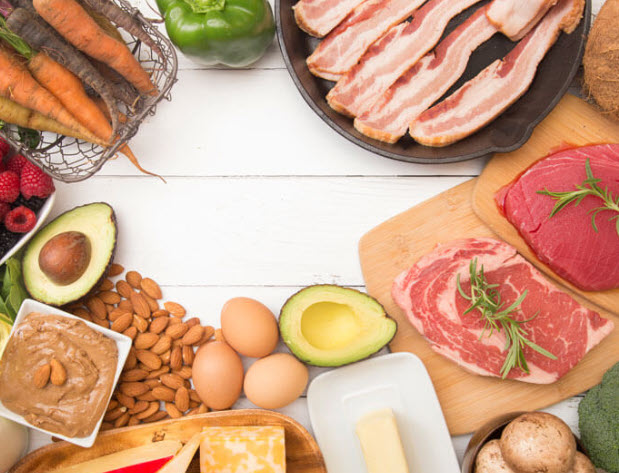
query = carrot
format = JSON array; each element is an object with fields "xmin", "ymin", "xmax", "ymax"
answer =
[
  {"xmin": 91, "ymin": 58, "xmax": 140, "ymax": 106},
  {"xmin": 0, "ymin": 96, "xmax": 108, "ymax": 145},
  {"xmin": 0, "ymin": 45, "xmax": 105, "ymax": 144},
  {"xmin": 33, "ymin": 0, "xmax": 157, "ymax": 96},
  {"xmin": 6, "ymin": 7, "xmax": 121, "ymax": 132}
]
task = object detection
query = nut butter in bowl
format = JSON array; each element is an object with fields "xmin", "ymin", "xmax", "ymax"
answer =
[{"xmin": 0, "ymin": 299, "xmax": 131, "ymax": 447}]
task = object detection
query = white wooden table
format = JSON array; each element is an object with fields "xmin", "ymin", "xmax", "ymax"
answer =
[{"xmin": 25, "ymin": 0, "xmax": 604, "ymax": 467}]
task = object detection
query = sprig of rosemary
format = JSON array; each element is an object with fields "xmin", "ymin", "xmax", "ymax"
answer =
[
  {"xmin": 537, "ymin": 158, "xmax": 619, "ymax": 237},
  {"xmin": 456, "ymin": 258, "xmax": 556, "ymax": 379}
]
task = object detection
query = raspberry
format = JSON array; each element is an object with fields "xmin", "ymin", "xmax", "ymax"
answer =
[
  {"xmin": 4, "ymin": 206, "xmax": 36, "ymax": 233},
  {"xmin": 7, "ymin": 154, "xmax": 28, "ymax": 177},
  {"xmin": 0, "ymin": 202, "xmax": 10, "ymax": 221},
  {"xmin": 0, "ymin": 171, "xmax": 20, "ymax": 203},
  {"xmin": 20, "ymin": 161, "xmax": 54, "ymax": 199},
  {"xmin": 0, "ymin": 138, "xmax": 9, "ymax": 160}
]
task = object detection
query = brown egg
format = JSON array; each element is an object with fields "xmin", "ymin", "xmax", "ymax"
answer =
[
  {"xmin": 221, "ymin": 297, "xmax": 279, "ymax": 358},
  {"xmin": 244, "ymin": 353, "xmax": 309, "ymax": 409},
  {"xmin": 192, "ymin": 341, "xmax": 244, "ymax": 410},
  {"xmin": 38, "ymin": 231, "xmax": 91, "ymax": 285}
]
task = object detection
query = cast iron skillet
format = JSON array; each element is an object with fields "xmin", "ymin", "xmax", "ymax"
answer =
[{"xmin": 275, "ymin": 0, "xmax": 591, "ymax": 164}]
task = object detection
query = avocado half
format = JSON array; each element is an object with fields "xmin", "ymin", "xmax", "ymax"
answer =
[
  {"xmin": 22, "ymin": 203, "xmax": 117, "ymax": 306},
  {"xmin": 279, "ymin": 285, "xmax": 397, "ymax": 367}
]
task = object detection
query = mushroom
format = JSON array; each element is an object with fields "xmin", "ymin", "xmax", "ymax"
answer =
[
  {"xmin": 475, "ymin": 439, "xmax": 516, "ymax": 473},
  {"xmin": 499, "ymin": 412, "xmax": 576, "ymax": 473},
  {"xmin": 569, "ymin": 452, "xmax": 596, "ymax": 473}
]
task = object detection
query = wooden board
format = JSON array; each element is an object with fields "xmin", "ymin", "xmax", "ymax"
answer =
[
  {"xmin": 358, "ymin": 179, "xmax": 619, "ymax": 436},
  {"xmin": 10, "ymin": 410, "xmax": 326, "ymax": 473},
  {"xmin": 472, "ymin": 94, "xmax": 619, "ymax": 314}
]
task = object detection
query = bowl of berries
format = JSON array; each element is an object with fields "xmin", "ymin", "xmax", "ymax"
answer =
[{"xmin": 0, "ymin": 137, "xmax": 55, "ymax": 265}]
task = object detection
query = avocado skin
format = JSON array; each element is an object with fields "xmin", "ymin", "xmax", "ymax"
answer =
[
  {"xmin": 279, "ymin": 285, "xmax": 397, "ymax": 367},
  {"xmin": 22, "ymin": 203, "xmax": 117, "ymax": 307}
]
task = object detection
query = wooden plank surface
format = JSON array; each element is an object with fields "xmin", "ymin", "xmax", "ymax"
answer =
[
  {"xmin": 472, "ymin": 94, "xmax": 619, "ymax": 314},
  {"xmin": 359, "ymin": 179, "xmax": 618, "ymax": 435}
]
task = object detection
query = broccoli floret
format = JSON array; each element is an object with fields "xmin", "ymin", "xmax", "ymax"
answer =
[{"xmin": 578, "ymin": 362, "xmax": 619, "ymax": 473}]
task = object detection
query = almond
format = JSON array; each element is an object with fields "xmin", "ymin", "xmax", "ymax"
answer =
[
  {"xmin": 168, "ymin": 317, "xmax": 181, "ymax": 326},
  {"xmin": 164, "ymin": 302, "xmax": 186, "ymax": 318},
  {"xmin": 185, "ymin": 317, "xmax": 200, "ymax": 328},
  {"xmin": 104, "ymin": 406, "xmax": 127, "ymax": 422},
  {"xmin": 93, "ymin": 317, "xmax": 110, "ymax": 329},
  {"xmin": 132, "ymin": 314, "xmax": 149, "ymax": 334},
  {"xmin": 198, "ymin": 404, "xmax": 208, "ymax": 414},
  {"xmin": 165, "ymin": 402, "xmax": 183, "ymax": 419},
  {"xmin": 99, "ymin": 278, "xmax": 114, "ymax": 291},
  {"xmin": 33, "ymin": 363, "xmax": 51, "ymax": 389},
  {"xmin": 198, "ymin": 326, "xmax": 215, "ymax": 345},
  {"xmin": 121, "ymin": 369, "xmax": 149, "ymax": 382},
  {"xmin": 140, "ymin": 278, "xmax": 162, "ymax": 299},
  {"xmin": 86, "ymin": 296, "xmax": 107, "ymax": 320},
  {"xmin": 136, "ymin": 402, "xmax": 159, "ymax": 420},
  {"xmin": 114, "ymin": 411, "xmax": 130, "ymax": 428},
  {"xmin": 100, "ymin": 422, "xmax": 114, "ymax": 431},
  {"xmin": 189, "ymin": 389, "xmax": 201, "ymax": 403},
  {"xmin": 107, "ymin": 400, "xmax": 119, "ymax": 412},
  {"xmin": 137, "ymin": 391, "xmax": 157, "ymax": 402},
  {"xmin": 50, "ymin": 359, "xmax": 67, "ymax": 386},
  {"xmin": 173, "ymin": 366, "xmax": 192, "ymax": 380},
  {"xmin": 189, "ymin": 400, "xmax": 199, "ymax": 409},
  {"xmin": 152, "ymin": 386, "xmax": 176, "ymax": 402},
  {"xmin": 149, "ymin": 316, "xmax": 169, "ymax": 334},
  {"xmin": 152, "ymin": 309, "xmax": 169, "ymax": 318},
  {"xmin": 128, "ymin": 400, "xmax": 149, "ymax": 415},
  {"xmin": 72, "ymin": 308, "xmax": 91, "ymax": 320},
  {"xmin": 160, "ymin": 350, "xmax": 172, "ymax": 365},
  {"xmin": 116, "ymin": 280, "xmax": 134, "ymax": 299},
  {"xmin": 116, "ymin": 392, "xmax": 136, "ymax": 409},
  {"xmin": 145, "ymin": 378, "xmax": 162, "ymax": 389},
  {"xmin": 98, "ymin": 291, "xmax": 121, "ymax": 305},
  {"xmin": 109, "ymin": 263, "xmax": 124, "ymax": 277},
  {"xmin": 109, "ymin": 308, "xmax": 130, "ymax": 322},
  {"xmin": 182, "ymin": 345, "xmax": 194, "ymax": 366},
  {"xmin": 124, "ymin": 349, "xmax": 137, "ymax": 370},
  {"xmin": 166, "ymin": 323, "xmax": 188, "ymax": 340},
  {"xmin": 119, "ymin": 382, "xmax": 149, "ymax": 397},
  {"xmin": 181, "ymin": 325, "xmax": 204, "ymax": 346},
  {"xmin": 142, "ymin": 410, "xmax": 168, "ymax": 423},
  {"xmin": 131, "ymin": 292, "xmax": 151, "ymax": 319},
  {"xmin": 146, "ymin": 366, "xmax": 170, "ymax": 379},
  {"xmin": 122, "ymin": 326, "xmax": 138, "ymax": 340},
  {"xmin": 128, "ymin": 416, "xmax": 140, "ymax": 426},
  {"xmin": 135, "ymin": 333, "xmax": 159, "ymax": 350},
  {"xmin": 186, "ymin": 407, "xmax": 199, "ymax": 416},
  {"xmin": 161, "ymin": 373, "xmax": 184, "ymax": 390},
  {"xmin": 214, "ymin": 328, "xmax": 226, "ymax": 343},
  {"xmin": 118, "ymin": 299, "xmax": 133, "ymax": 312},
  {"xmin": 111, "ymin": 312, "xmax": 133, "ymax": 333},
  {"xmin": 170, "ymin": 346, "xmax": 182, "ymax": 371},
  {"xmin": 106, "ymin": 304, "xmax": 115, "ymax": 315},
  {"xmin": 141, "ymin": 291, "xmax": 159, "ymax": 311},
  {"xmin": 136, "ymin": 350, "xmax": 162, "ymax": 370},
  {"xmin": 151, "ymin": 334, "xmax": 172, "ymax": 355},
  {"xmin": 175, "ymin": 387, "xmax": 189, "ymax": 412},
  {"xmin": 126, "ymin": 271, "xmax": 142, "ymax": 289}
]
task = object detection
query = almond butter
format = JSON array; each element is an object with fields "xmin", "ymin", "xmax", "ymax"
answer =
[
  {"xmin": 173, "ymin": 366, "xmax": 192, "ymax": 380},
  {"xmin": 165, "ymin": 402, "xmax": 183, "ymax": 419},
  {"xmin": 152, "ymin": 309, "xmax": 169, "ymax": 318},
  {"xmin": 132, "ymin": 314, "xmax": 149, "ymax": 334},
  {"xmin": 128, "ymin": 416, "xmax": 140, "ymax": 426},
  {"xmin": 151, "ymin": 334, "xmax": 172, "ymax": 355},
  {"xmin": 141, "ymin": 291, "xmax": 159, "ymax": 311},
  {"xmin": 170, "ymin": 346, "xmax": 182, "ymax": 371},
  {"xmin": 140, "ymin": 278, "xmax": 162, "ymax": 299},
  {"xmin": 135, "ymin": 349, "xmax": 162, "ymax": 370},
  {"xmin": 104, "ymin": 406, "xmax": 127, "ymax": 422},
  {"xmin": 181, "ymin": 325, "xmax": 204, "ymax": 346},
  {"xmin": 50, "ymin": 359, "xmax": 67, "ymax": 386},
  {"xmin": 136, "ymin": 402, "xmax": 159, "ymax": 420},
  {"xmin": 116, "ymin": 392, "xmax": 136, "ymax": 409},
  {"xmin": 137, "ymin": 391, "xmax": 157, "ymax": 402},
  {"xmin": 149, "ymin": 316, "xmax": 169, "ymax": 334},
  {"xmin": 160, "ymin": 373, "xmax": 184, "ymax": 390},
  {"xmin": 124, "ymin": 349, "xmax": 137, "ymax": 370},
  {"xmin": 121, "ymin": 369, "xmax": 149, "ymax": 382},
  {"xmin": 122, "ymin": 326, "xmax": 138, "ymax": 340},
  {"xmin": 182, "ymin": 345, "xmax": 194, "ymax": 366},
  {"xmin": 131, "ymin": 292, "xmax": 151, "ymax": 319},
  {"xmin": 142, "ymin": 410, "xmax": 168, "ymax": 423},
  {"xmin": 152, "ymin": 386, "xmax": 176, "ymax": 402},
  {"xmin": 164, "ymin": 302, "xmax": 186, "ymax": 318},
  {"xmin": 114, "ymin": 411, "xmax": 130, "ymax": 428},
  {"xmin": 98, "ymin": 291, "xmax": 122, "ymax": 305},
  {"xmin": 118, "ymin": 299, "xmax": 133, "ymax": 312},
  {"xmin": 86, "ymin": 296, "xmax": 107, "ymax": 320},
  {"xmin": 119, "ymin": 382, "xmax": 149, "ymax": 397},
  {"xmin": 166, "ymin": 323, "xmax": 188, "ymax": 340},
  {"xmin": 109, "ymin": 263, "xmax": 124, "ymax": 277},
  {"xmin": 126, "ymin": 271, "xmax": 142, "ymax": 289},
  {"xmin": 111, "ymin": 312, "xmax": 133, "ymax": 332},
  {"xmin": 33, "ymin": 363, "xmax": 51, "ymax": 389},
  {"xmin": 128, "ymin": 400, "xmax": 149, "ymax": 415},
  {"xmin": 175, "ymin": 386, "xmax": 190, "ymax": 412},
  {"xmin": 146, "ymin": 366, "xmax": 170, "ymax": 379}
]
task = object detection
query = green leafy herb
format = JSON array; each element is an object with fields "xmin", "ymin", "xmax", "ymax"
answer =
[
  {"xmin": 17, "ymin": 127, "xmax": 40, "ymax": 149},
  {"xmin": 0, "ymin": 257, "xmax": 28, "ymax": 321},
  {"xmin": 537, "ymin": 158, "xmax": 619, "ymax": 237},
  {"xmin": 456, "ymin": 258, "xmax": 557, "ymax": 379}
]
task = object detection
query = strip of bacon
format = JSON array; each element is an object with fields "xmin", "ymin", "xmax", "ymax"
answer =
[
  {"xmin": 327, "ymin": 0, "xmax": 482, "ymax": 118},
  {"xmin": 354, "ymin": 7, "xmax": 497, "ymax": 142},
  {"xmin": 487, "ymin": 0, "xmax": 557, "ymax": 40},
  {"xmin": 409, "ymin": 0, "xmax": 584, "ymax": 147},
  {"xmin": 293, "ymin": 0, "xmax": 367, "ymax": 38},
  {"xmin": 306, "ymin": 0, "xmax": 427, "ymax": 81}
]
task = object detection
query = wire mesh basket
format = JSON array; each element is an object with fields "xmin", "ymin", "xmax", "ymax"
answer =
[{"xmin": 0, "ymin": 0, "xmax": 178, "ymax": 183}]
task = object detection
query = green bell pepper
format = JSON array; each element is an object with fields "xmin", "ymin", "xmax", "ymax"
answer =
[{"xmin": 157, "ymin": 0, "xmax": 275, "ymax": 67}]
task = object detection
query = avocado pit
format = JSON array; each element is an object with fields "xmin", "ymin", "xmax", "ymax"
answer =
[{"xmin": 38, "ymin": 231, "xmax": 92, "ymax": 286}]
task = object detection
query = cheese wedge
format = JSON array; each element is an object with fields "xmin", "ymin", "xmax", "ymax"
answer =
[
  {"xmin": 155, "ymin": 432, "xmax": 202, "ymax": 473},
  {"xmin": 356, "ymin": 408, "xmax": 410, "ymax": 473},
  {"xmin": 200, "ymin": 426, "xmax": 286, "ymax": 473}
]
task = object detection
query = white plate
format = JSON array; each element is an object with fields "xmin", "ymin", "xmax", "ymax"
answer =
[
  {"xmin": 0, "ymin": 299, "xmax": 131, "ymax": 448},
  {"xmin": 307, "ymin": 353, "xmax": 460, "ymax": 473},
  {"xmin": 0, "ymin": 192, "xmax": 56, "ymax": 267}
]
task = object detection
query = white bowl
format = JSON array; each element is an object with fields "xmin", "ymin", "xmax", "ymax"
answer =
[
  {"xmin": 0, "ymin": 299, "xmax": 131, "ymax": 447},
  {"xmin": 0, "ymin": 192, "xmax": 56, "ymax": 267}
]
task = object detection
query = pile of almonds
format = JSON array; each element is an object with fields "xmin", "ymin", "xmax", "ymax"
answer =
[{"xmin": 67, "ymin": 263, "xmax": 215, "ymax": 430}]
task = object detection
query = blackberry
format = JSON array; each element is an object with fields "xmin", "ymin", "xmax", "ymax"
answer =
[
  {"xmin": 0, "ymin": 228, "xmax": 20, "ymax": 256},
  {"xmin": 12, "ymin": 195, "xmax": 46, "ymax": 213}
]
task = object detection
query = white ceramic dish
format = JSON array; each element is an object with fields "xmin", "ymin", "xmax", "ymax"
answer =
[
  {"xmin": 0, "ymin": 299, "xmax": 131, "ymax": 447},
  {"xmin": 0, "ymin": 191, "xmax": 56, "ymax": 267},
  {"xmin": 307, "ymin": 352, "xmax": 460, "ymax": 473}
]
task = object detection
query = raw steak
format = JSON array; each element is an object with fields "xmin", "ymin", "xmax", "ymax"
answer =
[
  {"xmin": 392, "ymin": 238, "xmax": 613, "ymax": 384},
  {"xmin": 498, "ymin": 144, "xmax": 619, "ymax": 291}
]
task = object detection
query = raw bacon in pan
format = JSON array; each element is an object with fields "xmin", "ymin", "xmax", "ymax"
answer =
[
  {"xmin": 293, "ymin": 0, "xmax": 367, "ymax": 38},
  {"xmin": 354, "ymin": 6, "xmax": 497, "ymax": 143},
  {"xmin": 487, "ymin": 0, "xmax": 557, "ymax": 40},
  {"xmin": 327, "ymin": 0, "xmax": 483, "ymax": 118}
]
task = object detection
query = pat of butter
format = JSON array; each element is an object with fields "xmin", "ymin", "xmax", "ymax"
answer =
[{"xmin": 356, "ymin": 408, "xmax": 410, "ymax": 473}]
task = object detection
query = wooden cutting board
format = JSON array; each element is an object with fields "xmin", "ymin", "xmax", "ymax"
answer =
[
  {"xmin": 473, "ymin": 94, "xmax": 619, "ymax": 314},
  {"xmin": 10, "ymin": 410, "xmax": 326, "ymax": 473},
  {"xmin": 358, "ymin": 179, "xmax": 619, "ymax": 436}
]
